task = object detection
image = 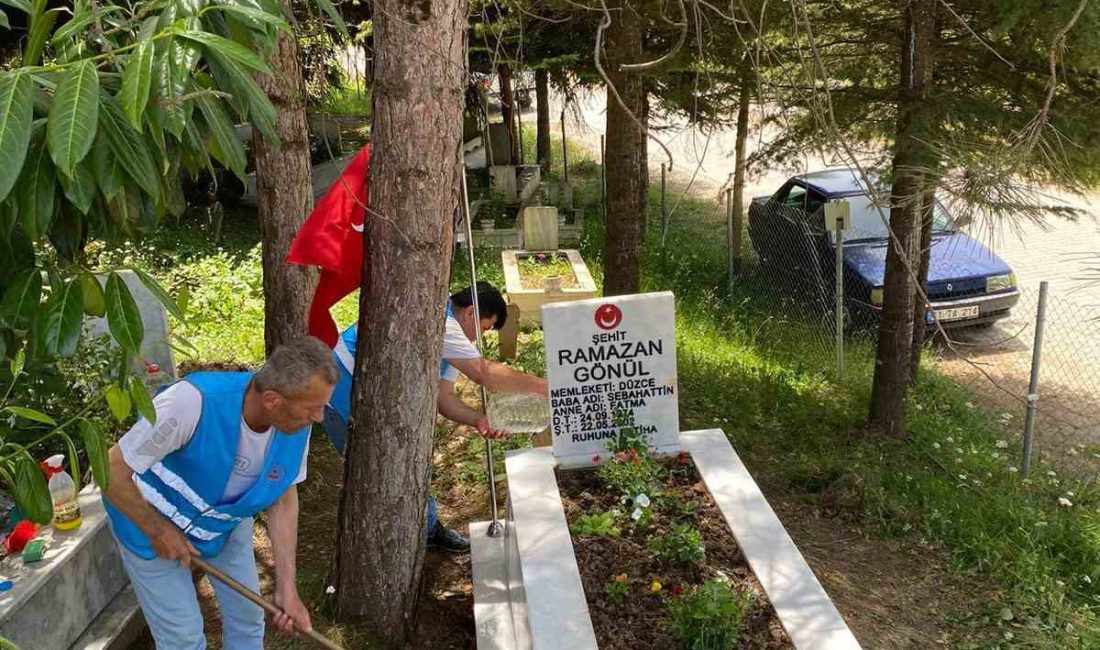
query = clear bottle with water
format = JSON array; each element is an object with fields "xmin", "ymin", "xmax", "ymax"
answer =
[{"xmin": 487, "ymin": 392, "xmax": 551, "ymax": 433}]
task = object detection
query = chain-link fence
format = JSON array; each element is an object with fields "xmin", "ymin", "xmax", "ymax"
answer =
[{"xmin": 657, "ymin": 184, "xmax": 1100, "ymax": 479}]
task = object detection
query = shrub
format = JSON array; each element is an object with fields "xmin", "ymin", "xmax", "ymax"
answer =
[
  {"xmin": 648, "ymin": 524, "xmax": 706, "ymax": 567},
  {"xmin": 667, "ymin": 579, "xmax": 753, "ymax": 650}
]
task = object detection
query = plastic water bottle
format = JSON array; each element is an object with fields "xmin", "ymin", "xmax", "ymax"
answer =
[
  {"xmin": 39, "ymin": 454, "xmax": 82, "ymax": 531},
  {"xmin": 487, "ymin": 392, "xmax": 551, "ymax": 433}
]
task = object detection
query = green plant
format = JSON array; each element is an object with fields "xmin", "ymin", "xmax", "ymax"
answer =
[
  {"xmin": 604, "ymin": 573, "xmax": 630, "ymax": 604},
  {"xmin": 570, "ymin": 511, "xmax": 622, "ymax": 538},
  {"xmin": 648, "ymin": 524, "xmax": 706, "ymax": 567},
  {"xmin": 596, "ymin": 451, "xmax": 663, "ymax": 501},
  {"xmin": 607, "ymin": 409, "xmax": 649, "ymax": 455},
  {"xmin": 667, "ymin": 579, "xmax": 753, "ymax": 650},
  {"xmin": 517, "ymin": 253, "xmax": 578, "ymax": 290}
]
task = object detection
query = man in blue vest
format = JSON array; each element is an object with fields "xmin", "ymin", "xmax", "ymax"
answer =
[
  {"xmin": 103, "ymin": 337, "xmax": 339, "ymax": 650},
  {"xmin": 324, "ymin": 282, "xmax": 548, "ymax": 553}
]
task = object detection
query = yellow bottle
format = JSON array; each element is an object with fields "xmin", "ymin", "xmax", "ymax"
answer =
[{"xmin": 41, "ymin": 454, "xmax": 82, "ymax": 531}]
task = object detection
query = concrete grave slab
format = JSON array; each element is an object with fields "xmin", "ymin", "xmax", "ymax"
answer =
[{"xmin": 502, "ymin": 250, "xmax": 598, "ymax": 328}]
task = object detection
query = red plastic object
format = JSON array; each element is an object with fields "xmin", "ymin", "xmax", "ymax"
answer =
[{"xmin": 5, "ymin": 521, "xmax": 38, "ymax": 554}]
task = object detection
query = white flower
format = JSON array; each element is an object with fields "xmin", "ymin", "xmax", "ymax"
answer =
[
  {"xmin": 325, "ymin": 586, "xmax": 336, "ymax": 595},
  {"xmin": 1084, "ymin": 576, "xmax": 1093, "ymax": 584},
  {"xmin": 1067, "ymin": 491, "xmax": 1075, "ymax": 497},
  {"xmin": 631, "ymin": 508, "xmax": 643, "ymax": 521},
  {"xmin": 1009, "ymin": 466, "xmax": 1019, "ymax": 473},
  {"xmin": 946, "ymin": 437, "xmax": 954, "ymax": 443},
  {"xmin": 995, "ymin": 440, "xmax": 1009, "ymax": 449},
  {"xmin": 635, "ymin": 494, "xmax": 651, "ymax": 508},
  {"xmin": 1047, "ymin": 470, "xmax": 1057, "ymax": 477},
  {"xmin": 959, "ymin": 474, "xmax": 968, "ymax": 481},
  {"xmin": 1058, "ymin": 497, "xmax": 1073, "ymax": 507},
  {"xmin": 914, "ymin": 404, "xmax": 923, "ymax": 411},
  {"xmin": 933, "ymin": 442, "xmax": 941, "ymax": 449}
]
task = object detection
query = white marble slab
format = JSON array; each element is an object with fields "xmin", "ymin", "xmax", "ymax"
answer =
[
  {"xmin": 683, "ymin": 429, "xmax": 862, "ymax": 650},
  {"xmin": 503, "ymin": 448, "xmax": 597, "ymax": 650},
  {"xmin": 472, "ymin": 521, "xmax": 526, "ymax": 650}
]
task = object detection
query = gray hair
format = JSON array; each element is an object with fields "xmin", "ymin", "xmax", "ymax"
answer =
[{"xmin": 254, "ymin": 336, "xmax": 339, "ymax": 395}]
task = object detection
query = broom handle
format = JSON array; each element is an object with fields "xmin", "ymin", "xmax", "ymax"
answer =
[{"xmin": 191, "ymin": 556, "xmax": 346, "ymax": 650}]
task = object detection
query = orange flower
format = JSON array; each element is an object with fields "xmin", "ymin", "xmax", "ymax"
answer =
[{"xmin": 615, "ymin": 573, "xmax": 628, "ymax": 583}]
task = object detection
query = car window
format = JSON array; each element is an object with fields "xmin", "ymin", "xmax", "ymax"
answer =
[{"xmin": 783, "ymin": 184, "xmax": 807, "ymax": 208}]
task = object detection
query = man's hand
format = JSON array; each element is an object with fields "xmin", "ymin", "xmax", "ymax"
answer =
[
  {"xmin": 476, "ymin": 417, "xmax": 509, "ymax": 440},
  {"xmin": 149, "ymin": 524, "xmax": 198, "ymax": 567},
  {"xmin": 273, "ymin": 587, "xmax": 313, "ymax": 636}
]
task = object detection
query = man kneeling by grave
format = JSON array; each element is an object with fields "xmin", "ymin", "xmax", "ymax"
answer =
[
  {"xmin": 102, "ymin": 337, "xmax": 337, "ymax": 649},
  {"xmin": 322, "ymin": 282, "xmax": 548, "ymax": 554}
]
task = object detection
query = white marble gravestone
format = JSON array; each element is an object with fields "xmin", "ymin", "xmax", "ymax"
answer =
[{"xmin": 543, "ymin": 292, "xmax": 679, "ymax": 465}]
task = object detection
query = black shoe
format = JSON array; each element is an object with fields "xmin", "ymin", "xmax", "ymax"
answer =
[{"xmin": 427, "ymin": 522, "xmax": 470, "ymax": 554}]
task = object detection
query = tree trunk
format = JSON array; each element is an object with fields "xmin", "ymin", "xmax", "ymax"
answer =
[
  {"xmin": 908, "ymin": 188, "xmax": 935, "ymax": 384},
  {"xmin": 333, "ymin": 0, "xmax": 467, "ymax": 645},
  {"xmin": 253, "ymin": 5, "xmax": 316, "ymax": 354},
  {"xmin": 536, "ymin": 68, "xmax": 551, "ymax": 173},
  {"xmin": 868, "ymin": 0, "xmax": 937, "ymax": 437},
  {"xmin": 602, "ymin": 1, "xmax": 647, "ymax": 296},
  {"xmin": 731, "ymin": 62, "xmax": 752, "ymax": 271},
  {"xmin": 498, "ymin": 63, "xmax": 519, "ymax": 165}
]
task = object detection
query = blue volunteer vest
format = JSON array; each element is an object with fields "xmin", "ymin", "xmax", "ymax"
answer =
[
  {"xmin": 104, "ymin": 372, "xmax": 310, "ymax": 559},
  {"xmin": 329, "ymin": 305, "xmax": 455, "ymax": 423}
]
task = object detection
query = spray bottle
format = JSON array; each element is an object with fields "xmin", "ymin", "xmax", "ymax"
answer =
[{"xmin": 39, "ymin": 455, "xmax": 82, "ymax": 531}]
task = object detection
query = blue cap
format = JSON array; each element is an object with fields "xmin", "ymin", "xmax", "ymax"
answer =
[{"xmin": 0, "ymin": 580, "xmax": 12, "ymax": 592}]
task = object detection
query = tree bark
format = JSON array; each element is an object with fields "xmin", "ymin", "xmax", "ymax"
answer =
[
  {"xmin": 868, "ymin": 0, "xmax": 937, "ymax": 436},
  {"xmin": 333, "ymin": 0, "xmax": 467, "ymax": 645},
  {"xmin": 731, "ymin": 63, "xmax": 752, "ymax": 271},
  {"xmin": 498, "ymin": 63, "xmax": 519, "ymax": 165},
  {"xmin": 908, "ymin": 187, "xmax": 935, "ymax": 384},
  {"xmin": 535, "ymin": 68, "xmax": 551, "ymax": 173},
  {"xmin": 253, "ymin": 4, "xmax": 316, "ymax": 355},
  {"xmin": 602, "ymin": 1, "xmax": 648, "ymax": 296}
]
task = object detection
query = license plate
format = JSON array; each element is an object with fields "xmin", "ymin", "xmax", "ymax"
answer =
[{"xmin": 934, "ymin": 305, "xmax": 980, "ymax": 322}]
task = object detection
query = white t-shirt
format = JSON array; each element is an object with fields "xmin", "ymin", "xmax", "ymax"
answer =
[
  {"xmin": 118, "ymin": 382, "xmax": 308, "ymax": 504},
  {"xmin": 440, "ymin": 312, "xmax": 481, "ymax": 382}
]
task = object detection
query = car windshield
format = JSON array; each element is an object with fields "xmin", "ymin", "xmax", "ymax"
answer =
[{"xmin": 836, "ymin": 194, "xmax": 955, "ymax": 242}]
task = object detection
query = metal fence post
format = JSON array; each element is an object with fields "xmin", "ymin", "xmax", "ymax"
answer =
[
  {"xmin": 1021, "ymin": 281, "xmax": 1049, "ymax": 477},
  {"xmin": 600, "ymin": 134, "xmax": 606, "ymax": 220},
  {"xmin": 834, "ymin": 223, "xmax": 844, "ymax": 382},
  {"xmin": 560, "ymin": 111, "xmax": 569, "ymax": 186},
  {"xmin": 660, "ymin": 163, "xmax": 668, "ymax": 245}
]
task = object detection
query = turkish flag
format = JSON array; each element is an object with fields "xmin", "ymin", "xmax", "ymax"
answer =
[{"xmin": 287, "ymin": 145, "xmax": 370, "ymax": 346}]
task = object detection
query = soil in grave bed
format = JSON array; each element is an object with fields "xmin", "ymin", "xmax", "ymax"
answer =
[
  {"xmin": 557, "ymin": 457, "xmax": 792, "ymax": 650},
  {"xmin": 518, "ymin": 252, "xmax": 580, "ymax": 290}
]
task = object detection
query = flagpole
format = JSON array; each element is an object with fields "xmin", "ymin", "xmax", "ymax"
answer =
[{"xmin": 460, "ymin": 169, "xmax": 504, "ymax": 538}]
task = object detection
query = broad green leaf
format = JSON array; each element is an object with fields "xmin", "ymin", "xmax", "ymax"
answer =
[
  {"xmin": 106, "ymin": 186, "xmax": 142, "ymax": 234},
  {"xmin": 51, "ymin": 0, "xmax": 96, "ymax": 43},
  {"xmin": 92, "ymin": 131, "xmax": 124, "ymax": 199},
  {"xmin": 0, "ymin": 0, "xmax": 29, "ymax": 14},
  {"xmin": 13, "ymin": 453, "xmax": 51, "ymax": 525},
  {"xmin": 157, "ymin": 39, "xmax": 198, "ymax": 137},
  {"xmin": 24, "ymin": 2, "xmax": 60, "ymax": 67},
  {"xmin": 311, "ymin": 0, "xmax": 348, "ymax": 39},
  {"xmin": 175, "ymin": 284, "xmax": 190, "ymax": 316},
  {"xmin": 104, "ymin": 383, "xmax": 132, "ymax": 421},
  {"xmin": 195, "ymin": 94, "xmax": 246, "ymax": 179},
  {"xmin": 0, "ymin": 72, "xmax": 34, "ymax": 203},
  {"xmin": 207, "ymin": 56, "xmax": 278, "ymax": 146},
  {"xmin": 60, "ymin": 432, "xmax": 81, "ymax": 492},
  {"xmin": 80, "ymin": 418, "xmax": 110, "ymax": 489},
  {"xmin": 205, "ymin": 4, "xmax": 288, "ymax": 32},
  {"xmin": 47, "ymin": 60, "xmax": 99, "ymax": 177},
  {"xmin": 16, "ymin": 132, "xmax": 57, "ymax": 241},
  {"xmin": 43, "ymin": 277, "xmax": 83, "ymax": 356},
  {"xmin": 0, "ymin": 8, "xmax": 9, "ymax": 29},
  {"xmin": 179, "ymin": 30, "xmax": 270, "ymax": 74},
  {"xmin": 120, "ymin": 38, "xmax": 155, "ymax": 130},
  {"xmin": 0, "ymin": 269, "xmax": 42, "ymax": 331},
  {"xmin": 48, "ymin": 204, "xmax": 83, "ymax": 261},
  {"xmin": 5, "ymin": 406, "xmax": 56, "ymax": 425},
  {"xmin": 97, "ymin": 94, "xmax": 161, "ymax": 202},
  {"xmin": 129, "ymin": 377, "xmax": 156, "ymax": 424},
  {"xmin": 0, "ymin": 201, "xmax": 14, "ymax": 243},
  {"xmin": 59, "ymin": 158, "xmax": 96, "ymax": 213},
  {"xmin": 105, "ymin": 271, "xmax": 143, "ymax": 354},
  {"xmin": 79, "ymin": 273, "xmax": 105, "ymax": 317},
  {"xmin": 130, "ymin": 267, "xmax": 185, "ymax": 322},
  {"xmin": 10, "ymin": 345, "xmax": 24, "ymax": 376}
]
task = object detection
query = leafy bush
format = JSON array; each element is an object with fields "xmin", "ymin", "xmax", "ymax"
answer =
[
  {"xmin": 569, "ymin": 511, "xmax": 622, "ymax": 538},
  {"xmin": 648, "ymin": 524, "xmax": 706, "ymax": 567},
  {"xmin": 596, "ymin": 451, "xmax": 663, "ymax": 501},
  {"xmin": 667, "ymin": 579, "xmax": 753, "ymax": 650}
]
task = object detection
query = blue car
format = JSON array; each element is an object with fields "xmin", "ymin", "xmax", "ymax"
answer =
[{"xmin": 748, "ymin": 169, "xmax": 1020, "ymax": 329}]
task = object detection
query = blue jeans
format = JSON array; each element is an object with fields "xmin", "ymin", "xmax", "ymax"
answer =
[
  {"xmin": 110, "ymin": 518, "xmax": 264, "ymax": 650},
  {"xmin": 323, "ymin": 406, "xmax": 438, "ymax": 533}
]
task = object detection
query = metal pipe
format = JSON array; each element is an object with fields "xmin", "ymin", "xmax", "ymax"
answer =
[
  {"xmin": 192, "ymin": 557, "xmax": 346, "ymax": 650},
  {"xmin": 460, "ymin": 171, "xmax": 503, "ymax": 537},
  {"xmin": 725, "ymin": 187, "xmax": 733, "ymax": 295},
  {"xmin": 834, "ymin": 224, "xmax": 844, "ymax": 382},
  {"xmin": 1021, "ymin": 281, "xmax": 1049, "ymax": 477},
  {"xmin": 600, "ymin": 134, "xmax": 607, "ymax": 221}
]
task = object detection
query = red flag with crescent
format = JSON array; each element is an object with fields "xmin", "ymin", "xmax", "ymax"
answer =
[{"xmin": 287, "ymin": 144, "xmax": 370, "ymax": 346}]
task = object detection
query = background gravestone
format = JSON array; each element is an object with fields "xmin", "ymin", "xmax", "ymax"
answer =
[
  {"xmin": 543, "ymin": 292, "xmax": 680, "ymax": 465},
  {"xmin": 522, "ymin": 207, "xmax": 560, "ymax": 250},
  {"xmin": 86, "ymin": 270, "xmax": 178, "ymax": 382}
]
